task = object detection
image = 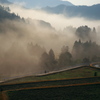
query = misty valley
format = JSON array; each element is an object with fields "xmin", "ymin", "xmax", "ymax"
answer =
[
  {"xmin": 0, "ymin": 0, "xmax": 100, "ymax": 100},
  {"xmin": 0, "ymin": 3, "xmax": 100, "ymax": 81}
]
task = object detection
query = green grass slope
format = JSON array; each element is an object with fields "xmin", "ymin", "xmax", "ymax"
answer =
[{"xmin": 2, "ymin": 66, "xmax": 100, "ymax": 84}]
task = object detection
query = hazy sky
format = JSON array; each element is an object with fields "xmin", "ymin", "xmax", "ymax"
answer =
[{"xmin": 63, "ymin": 0, "xmax": 100, "ymax": 6}]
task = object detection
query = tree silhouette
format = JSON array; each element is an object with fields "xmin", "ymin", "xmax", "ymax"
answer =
[
  {"xmin": 58, "ymin": 46, "xmax": 72, "ymax": 67},
  {"xmin": 40, "ymin": 49, "xmax": 57, "ymax": 72},
  {"xmin": 75, "ymin": 25, "xmax": 91, "ymax": 41},
  {"xmin": 49, "ymin": 49, "xmax": 55, "ymax": 62}
]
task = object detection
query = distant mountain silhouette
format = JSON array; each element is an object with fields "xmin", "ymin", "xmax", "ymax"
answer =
[
  {"xmin": 42, "ymin": 4, "xmax": 100, "ymax": 20},
  {"xmin": 0, "ymin": 4, "xmax": 54, "ymax": 30},
  {"xmin": 0, "ymin": 0, "xmax": 11, "ymax": 4},
  {"xmin": 8, "ymin": 0, "xmax": 74, "ymax": 8}
]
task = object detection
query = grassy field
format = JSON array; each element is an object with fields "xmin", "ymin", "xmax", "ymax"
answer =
[
  {"xmin": 3, "ymin": 66, "xmax": 100, "ymax": 84},
  {"xmin": 6, "ymin": 83, "xmax": 100, "ymax": 100},
  {"xmin": 37, "ymin": 66, "xmax": 100, "ymax": 79}
]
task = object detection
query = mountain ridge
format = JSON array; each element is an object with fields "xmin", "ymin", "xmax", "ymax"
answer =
[
  {"xmin": 8, "ymin": 0, "xmax": 74, "ymax": 8},
  {"xmin": 0, "ymin": 0, "xmax": 11, "ymax": 4},
  {"xmin": 42, "ymin": 4, "xmax": 100, "ymax": 20}
]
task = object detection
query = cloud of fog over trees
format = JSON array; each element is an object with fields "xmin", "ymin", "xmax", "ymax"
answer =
[
  {"xmin": 8, "ymin": 4, "xmax": 100, "ymax": 44},
  {"xmin": 0, "ymin": 18, "xmax": 76, "ymax": 81},
  {"xmin": 0, "ymin": 4, "xmax": 100, "ymax": 81},
  {"xmin": 9, "ymin": 4, "xmax": 100, "ymax": 30}
]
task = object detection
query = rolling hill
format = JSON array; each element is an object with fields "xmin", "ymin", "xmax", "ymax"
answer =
[
  {"xmin": 0, "ymin": 66, "xmax": 100, "ymax": 100},
  {"xmin": 42, "ymin": 4, "xmax": 100, "ymax": 20},
  {"xmin": 1, "ymin": 66, "xmax": 100, "ymax": 84},
  {"xmin": 8, "ymin": 0, "xmax": 74, "ymax": 8}
]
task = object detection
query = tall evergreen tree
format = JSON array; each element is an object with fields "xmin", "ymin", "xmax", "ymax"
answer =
[
  {"xmin": 58, "ymin": 51, "xmax": 72, "ymax": 67},
  {"xmin": 91, "ymin": 27, "xmax": 97, "ymax": 42},
  {"xmin": 58, "ymin": 46, "xmax": 72, "ymax": 67},
  {"xmin": 40, "ymin": 52, "xmax": 49, "ymax": 71},
  {"xmin": 49, "ymin": 49, "xmax": 55, "ymax": 62},
  {"xmin": 40, "ymin": 49, "xmax": 57, "ymax": 72}
]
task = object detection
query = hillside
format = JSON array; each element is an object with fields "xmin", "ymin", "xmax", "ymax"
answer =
[
  {"xmin": 1, "ymin": 66, "xmax": 100, "ymax": 100},
  {"xmin": 42, "ymin": 4, "xmax": 100, "ymax": 20},
  {"xmin": 0, "ymin": 5, "xmax": 54, "ymax": 30},
  {"xmin": 8, "ymin": 0, "xmax": 74, "ymax": 8},
  {"xmin": 1, "ymin": 66, "xmax": 100, "ymax": 84},
  {"xmin": 0, "ymin": 5, "xmax": 21, "ymax": 21}
]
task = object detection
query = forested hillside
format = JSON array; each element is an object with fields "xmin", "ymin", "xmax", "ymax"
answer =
[{"xmin": 0, "ymin": 5, "xmax": 21, "ymax": 21}]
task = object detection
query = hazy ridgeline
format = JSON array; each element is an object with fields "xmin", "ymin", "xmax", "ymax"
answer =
[{"xmin": 0, "ymin": 4, "xmax": 100, "ymax": 81}]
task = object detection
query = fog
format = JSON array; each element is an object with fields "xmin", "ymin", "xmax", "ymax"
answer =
[
  {"xmin": 8, "ymin": 4, "xmax": 100, "ymax": 44},
  {"xmin": 9, "ymin": 4, "xmax": 100, "ymax": 30},
  {"xmin": 0, "ymin": 19, "xmax": 76, "ymax": 81},
  {"xmin": 0, "ymin": 4, "xmax": 100, "ymax": 81}
]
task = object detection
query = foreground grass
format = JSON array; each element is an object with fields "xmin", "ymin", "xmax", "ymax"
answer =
[
  {"xmin": 37, "ymin": 66, "xmax": 100, "ymax": 79},
  {"xmin": 6, "ymin": 83, "xmax": 100, "ymax": 100},
  {"xmin": 3, "ymin": 66, "xmax": 100, "ymax": 84}
]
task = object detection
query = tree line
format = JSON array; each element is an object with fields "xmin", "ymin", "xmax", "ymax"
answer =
[{"xmin": 38, "ymin": 39, "xmax": 100, "ymax": 72}]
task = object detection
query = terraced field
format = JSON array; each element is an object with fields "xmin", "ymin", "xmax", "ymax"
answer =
[
  {"xmin": 5, "ymin": 83, "xmax": 100, "ymax": 100},
  {"xmin": 0, "ymin": 66, "xmax": 100, "ymax": 100}
]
